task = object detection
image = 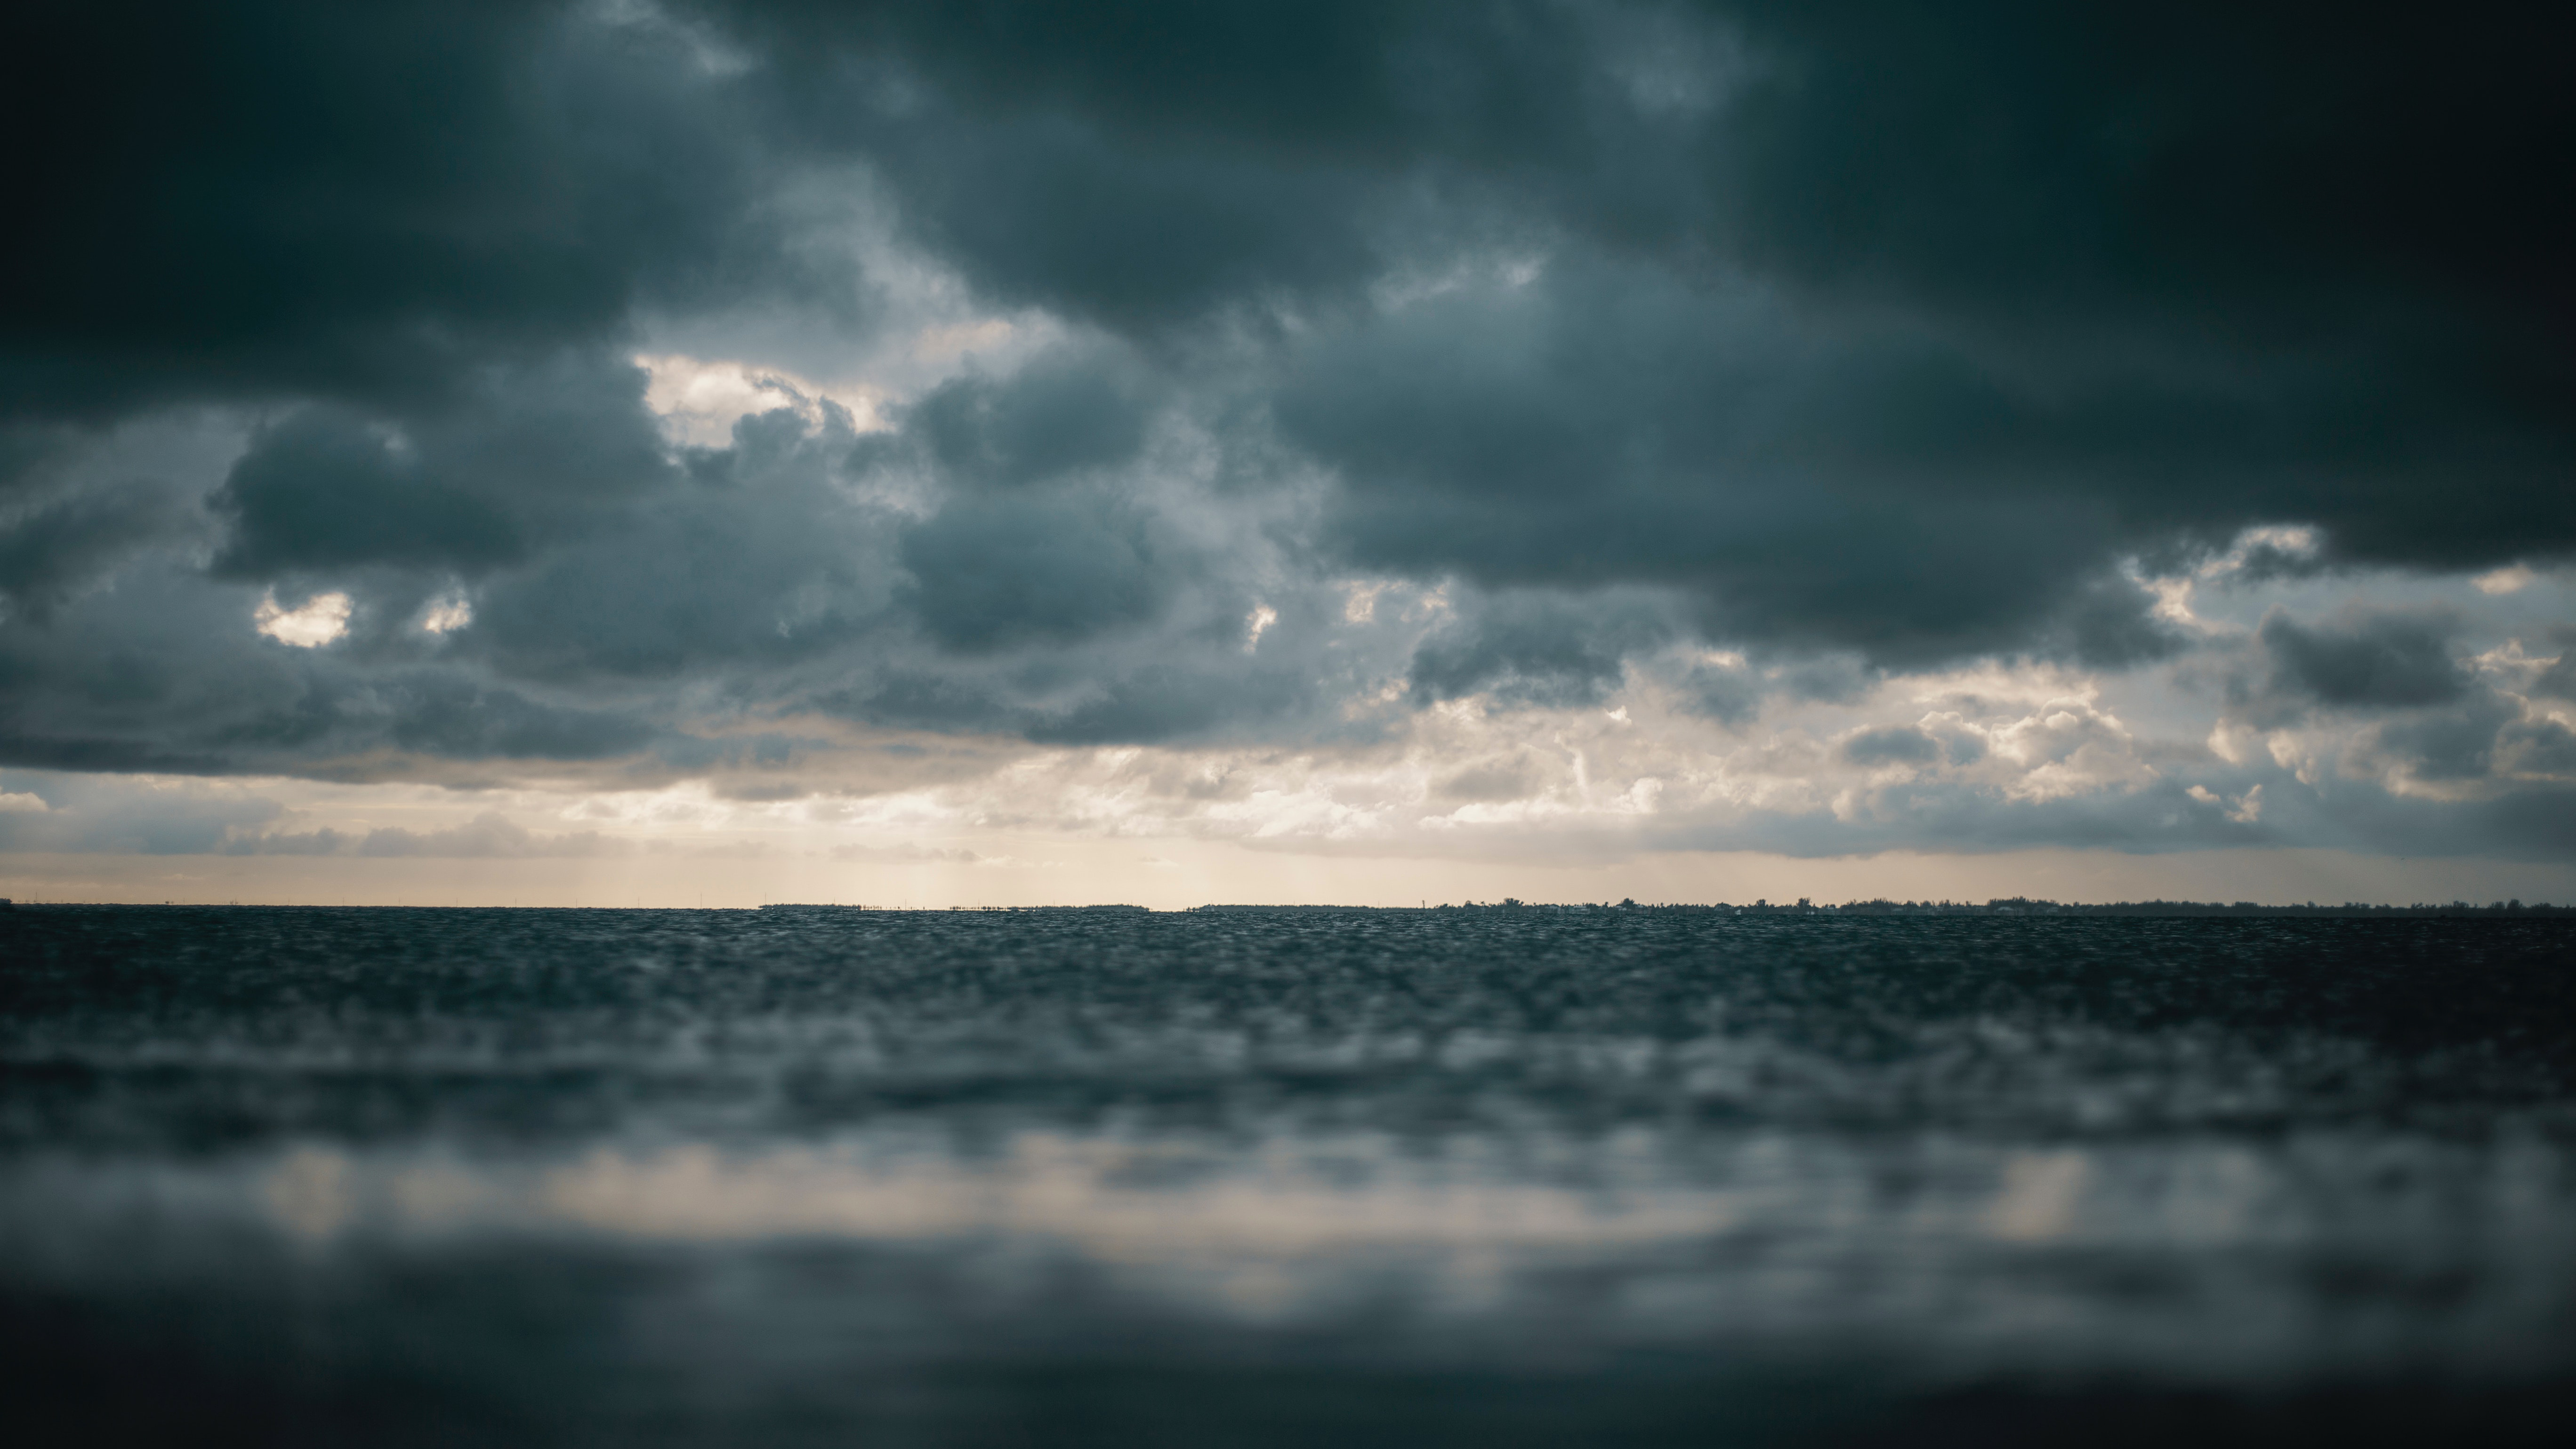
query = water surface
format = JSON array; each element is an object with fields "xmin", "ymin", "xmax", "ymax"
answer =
[{"xmin": 4, "ymin": 906, "xmax": 2571, "ymax": 1444}]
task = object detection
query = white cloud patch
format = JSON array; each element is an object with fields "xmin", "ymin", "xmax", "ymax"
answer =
[
  {"xmin": 1982, "ymin": 698, "xmax": 2158, "ymax": 802},
  {"xmin": 253, "ymin": 590, "xmax": 351, "ymax": 648},
  {"xmin": 420, "ymin": 592, "xmax": 473, "ymax": 635},
  {"xmin": 636, "ymin": 352, "xmax": 887, "ymax": 446}
]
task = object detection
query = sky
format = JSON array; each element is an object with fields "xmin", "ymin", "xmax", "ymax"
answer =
[{"xmin": 2, "ymin": 0, "xmax": 2572, "ymax": 907}]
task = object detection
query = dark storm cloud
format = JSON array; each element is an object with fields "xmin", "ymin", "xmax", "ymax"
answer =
[
  {"xmin": 899, "ymin": 492, "xmax": 1169, "ymax": 653},
  {"xmin": 1408, "ymin": 591, "xmax": 1675, "ymax": 709},
  {"xmin": 465, "ymin": 394, "xmax": 902, "ymax": 680},
  {"xmin": 849, "ymin": 110, "xmax": 1388, "ymax": 335},
  {"xmin": 211, "ymin": 353, "xmax": 676, "ymax": 580},
  {"xmin": 2208, "ymin": 604, "xmax": 2568, "ymax": 797},
  {"xmin": 212, "ymin": 670, "xmax": 654, "ymax": 769},
  {"xmin": 0, "ymin": 481, "xmax": 192, "ymax": 620},
  {"xmin": 2259, "ymin": 611, "xmax": 2466, "ymax": 710},
  {"xmin": 806, "ymin": 340, "xmax": 1180, "ymax": 662},
  {"xmin": 895, "ymin": 348, "xmax": 1155, "ymax": 491},
  {"xmin": 718, "ymin": 0, "xmax": 2573, "ymax": 612},
  {"xmin": 377, "ymin": 677, "xmax": 654, "ymax": 762},
  {"xmin": 1276, "ymin": 258, "xmax": 2230, "ymax": 664},
  {"xmin": 708, "ymin": 0, "xmax": 1567, "ymax": 330},
  {"xmin": 0, "ymin": 538, "xmax": 665, "ymax": 776},
  {"xmin": 0, "ymin": 0, "xmax": 2569, "ymax": 868},
  {"xmin": 0, "ymin": 425, "xmax": 90, "ymax": 501},
  {"xmin": 0, "ymin": 1, "xmax": 817, "ymax": 422},
  {"xmin": 1023, "ymin": 660, "xmax": 1322, "ymax": 746},
  {"xmin": 0, "ymin": 2, "xmax": 885, "ymax": 774},
  {"xmin": 2363, "ymin": 694, "xmax": 2517, "ymax": 783}
]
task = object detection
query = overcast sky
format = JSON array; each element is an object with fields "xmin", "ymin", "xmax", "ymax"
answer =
[{"xmin": 3, "ymin": 1, "xmax": 2571, "ymax": 905}]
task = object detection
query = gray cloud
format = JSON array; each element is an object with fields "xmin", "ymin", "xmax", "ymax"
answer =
[
  {"xmin": 211, "ymin": 353, "xmax": 677, "ymax": 581},
  {"xmin": 2500, "ymin": 717, "xmax": 2576, "ymax": 778},
  {"xmin": 1408, "ymin": 590, "xmax": 1675, "ymax": 708},
  {"xmin": 216, "ymin": 811, "xmax": 635, "ymax": 859},
  {"xmin": 0, "ymin": 479, "xmax": 193, "ymax": 620},
  {"xmin": 467, "ymin": 396, "xmax": 901, "ymax": 681},
  {"xmin": 2197, "ymin": 604, "xmax": 2575, "ymax": 801},
  {"xmin": 1841, "ymin": 725, "xmax": 1941, "ymax": 767},
  {"xmin": 1, "ymin": 2, "xmax": 819, "ymax": 421},
  {"xmin": 352, "ymin": 812, "xmax": 629, "ymax": 859},
  {"xmin": 377, "ymin": 677, "xmax": 655, "ymax": 763},
  {"xmin": 2363, "ymin": 695, "xmax": 2517, "ymax": 783},
  {"xmin": 1436, "ymin": 758, "xmax": 1537, "ymax": 804},
  {"xmin": 0, "ymin": 1, "xmax": 2569, "ymax": 865},
  {"xmin": 2260, "ymin": 610, "xmax": 2466, "ymax": 710},
  {"xmin": 1669, "ymin": 658, "xmax": 1762, "ymax": 725},
  {"xmin": 900, "ymin": 491, "xmax": 1169, "ymax": 654},
  {"xmin": 744, "ymin": 0, "xmax": 2576, "ymax": 600},
  {"xmin": 2530, "ymin": 629, "xmax": 2576, "ymax": 702},
  {"xmin": 0, "ymin": 541, "xmax": 667, "ymax": 776},
  {"xmin": 900, "ymin": 348, "xmax": 1154, "ymax": 491},
  {"xmin": 0, "ymin": 773, "xmax": 281, "ymax": 854}
]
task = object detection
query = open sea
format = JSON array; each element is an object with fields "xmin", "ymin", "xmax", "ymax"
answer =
[{"xmin": 2, "ymin": 904, "xmax": 2571, "ymax": 1446}]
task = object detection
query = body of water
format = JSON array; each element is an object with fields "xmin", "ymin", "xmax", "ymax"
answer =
[{"xmin": 3, "ymin": 906, "xmax": 2570, "ymax": 1444}]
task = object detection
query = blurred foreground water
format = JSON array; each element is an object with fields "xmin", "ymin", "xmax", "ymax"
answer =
[{"xmin": 3, "ymin": 906, "xmax": 2571, "ymax": 1445}]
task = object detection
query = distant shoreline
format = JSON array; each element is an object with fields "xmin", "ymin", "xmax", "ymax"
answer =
[
  {"xmin": 10, "ymin": 899, "xmax": 2568, "ymax": 917},
  {"xmin": 1185, "ymin": 898, "xmax": 2576, "ymax": 917}
]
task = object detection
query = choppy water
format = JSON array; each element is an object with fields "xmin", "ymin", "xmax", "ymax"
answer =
[{"xmin": 2, "ymin": 906, "xmax": 2571, "ymax": 1445}]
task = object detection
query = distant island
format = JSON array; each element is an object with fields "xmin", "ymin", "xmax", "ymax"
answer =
[
  {"xmin": 1190, "ymin": 898, "xmax": 2573, "ymax": 917},
  {"xmin": 755, "ymin": 899, "xmax": 2571, "ymax": 917}
]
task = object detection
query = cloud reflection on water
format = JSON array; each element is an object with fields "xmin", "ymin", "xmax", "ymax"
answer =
[{"xmin": 0, "ymin": 1118, "xmax": 2553, "ymax": 1385}]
